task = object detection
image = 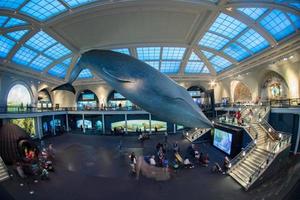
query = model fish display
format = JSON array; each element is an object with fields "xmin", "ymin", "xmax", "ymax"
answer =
[{"xmin": 52, "ymin": 50, "xmax": 213, "ymax": 128}]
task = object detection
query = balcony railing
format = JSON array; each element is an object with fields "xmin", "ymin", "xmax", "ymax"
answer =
[{"xmin": 0, "ymin": 105, "xmax": 144, "ymax": 114}]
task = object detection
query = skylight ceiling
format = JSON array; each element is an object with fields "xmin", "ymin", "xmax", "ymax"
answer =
[{"xmin": 0, "ymin": 1, "xmax": 299, "ymax": 82}]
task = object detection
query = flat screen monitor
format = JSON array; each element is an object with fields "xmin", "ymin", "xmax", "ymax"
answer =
[
  {"xmin": 213, "ymin": 128, "xmax": 232, "ymax": 155},
  {"xmin": 82, "ymin": 94, "xmax": 95, "ymax": 100}
]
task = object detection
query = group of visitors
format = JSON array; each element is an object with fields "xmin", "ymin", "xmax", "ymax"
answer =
[{"xmin": 14, "ymin": 143, "xmax": 56, "ymax": 181}]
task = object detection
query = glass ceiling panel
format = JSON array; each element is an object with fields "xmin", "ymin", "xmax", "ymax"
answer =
[
  {"xmin": 145, "ymin": 61, "xmax": 159, "ymax": 70},
  {"xmin": 237, "ymin": 29, "xmax": 269, "ymax": 53},
  {"xmin": 12, "ymin": 46, "xmax": 37, "ymax": 65},
  {"xmin": 199, "ymin": 32, "xmax": 229, "ymax": 50},
  {"xmin": 237, "ymin": 8, "xmax": 268, "ymax": 20},
  {"xmin": 29, "ymin": 55, "xmax": 52, "ymax": 71},
  {"xmin": 0, "ymin": 16, "xmax": 9, "ymax": 27},
  {"xmin": 78, "ymin": 68, "xmax": 93, "ymax": 79},
  {"xmin": 223, "ymin": 43, "xmax": 250, "ymax": 61},
  {"xmin": 0, "ymin": 35, "xmax": 15, "ymax": 58},
  {"xmin": 185, "ymin": 61, "xmax": 205, "ymax": 73},
  {"xmin": 63, "ymin": 0, "xmax": 96, "ymax": 8},
  {"xmin": 188, "ymin": 52, "xmax": 200, "ymax": 61},
  {"xmin": 202, "ymin": 50, "xmax": 214, "ymax": 59},
  {"xmin": 7, "ymin": 30, "xmax": 29, "ymax": 41},
  {"xmin": 209, "ymin": 13, "xmax": 247, "ymax": 39},
  {"xmin": 259, "ymin": 9, "xmax": 295, "ymax": 41},
  {"xmin": 162, "ymin": 47, "xmax": 186, "ymax": 60},
  {"xmin": 0, "ymin": 0, "xmax": 26, "ymax": 10},
  {"xmin": 160, "ymin": 61, "xmax": 181, "ymax": 73},
  {"xmin": 137, "ymin": 47, "xmax": 160, "ymax": 60},
  {"xmin": 287, "ymin": 13, "xmax": 300, "ymax": 29},
  {"xmin": 62, "ymin": 57, "xmax": 72, "ymax": 66},
  {"xmin": 112, "ymin": 48, "xmax": 130, "ymax": 55},
  {"xmin": 48, "ymin": 64, "xmax": 67, "ymax": 78},
  {"xmin": 201, "ymin": 66, "xmax": 209, "ymax": 73},
  {"xmin": 44, "ymin": 43, "xmax": 72, "ymax": 59},
  {"xmin": 20, "ymin": 0, "xmax": 67, "ymax": 21},
  {"xmin": 4, "ymin": 17, "xmax": 27, "ymax": 28},
  {"xmin": 25, "ymin": 31, "xmax": 57, "ymax": 52},
  {"xmin": 210, "ymin": 55, "xmax": 232, "ymax": 72}
]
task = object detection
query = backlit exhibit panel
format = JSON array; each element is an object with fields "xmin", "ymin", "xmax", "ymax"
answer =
[
  {"xmin": 111, "ymin": 120, "xmax": 167, "ymax": 132},
  {"xmin": 213, "ymin": 128, "xmax": 232, "ymax": 154}
]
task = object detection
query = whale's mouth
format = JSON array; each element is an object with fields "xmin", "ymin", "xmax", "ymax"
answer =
[{"xmin": 102, "ymin": 67, "xmax": 132, "ymax": 83}]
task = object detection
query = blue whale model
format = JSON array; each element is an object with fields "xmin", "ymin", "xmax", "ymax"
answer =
[{"xmin": 53, "ymin": 50, "xmax": 213, "ymax": 128}]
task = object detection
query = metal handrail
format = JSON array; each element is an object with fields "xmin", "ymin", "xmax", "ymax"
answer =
[
  {"xmin": 246, "ymin": 132, "xmax": 292, "ymax": 188},
  {"xmin": 228, "ymin": 140, "xmax": 256, "ymax": 172}
]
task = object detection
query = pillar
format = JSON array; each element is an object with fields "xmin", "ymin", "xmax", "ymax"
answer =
[
  {"xmin": 125, "ymin": 114, "xmax": 128, "ymax": 134},
  {"xmin": 82, "ymin": 114, "xmax": 85, "ymax": 133},
  {"xmin": 52, "ymin": 115, "xmax": 56, "ymax": 136},
  {"xmin": 66, "ymin": 114, "xmax": 69, "ymax": 132},
  {"xmin": 294, "ymin": 114, "xmax": 300, "ymax": 154},
  {"xmin": 149, "ymin": 113, "xmax": 152, "ymax": 134},
  {"xmin": 102, "ymin": 114, "xmax": 105, "ymax": 134}
]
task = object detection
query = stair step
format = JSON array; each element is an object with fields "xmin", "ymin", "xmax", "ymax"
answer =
[
  {"xmin": 233, "ymin": 168, "xmax": 249, "ymax": 181},
  {"xmin": 240, "ymin": 161, "xmax": 257, "ymax": 172},
  {"xmin": 243, "ymin": 159, "xmax": 261, "ymax": 169},
  {"xmin": 236, "ymin": 165, "xmax": 252, "ymax": 177},
  {"xmin": 230, "ymin": 172, "xmax": 248, "ymax": 188}
]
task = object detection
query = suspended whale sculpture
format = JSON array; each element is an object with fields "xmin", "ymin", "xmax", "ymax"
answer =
[{"xmin": 52, "ymin": 50, "xmax": 213, "ymax": 128}]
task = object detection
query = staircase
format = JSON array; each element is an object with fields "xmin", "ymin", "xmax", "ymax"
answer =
[
  {"xmin": 184, "ymin": 128, "xmax": 210, "ymax": 142},
  {"xmin": 0, "ymin": 156, "xmax": 9, "ymax": 182},
  {"xmin": 227, "ymin": 105, "xmax": 291, "ymax": 190}
]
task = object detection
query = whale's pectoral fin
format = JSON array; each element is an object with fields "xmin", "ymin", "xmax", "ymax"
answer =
[
  {"xmin": 103, "ymin": 68, "xmax": 132, "ymax": 83},
  {"xmin": 52, "ymin": 83, "xmax": 76, "ymax": 94}
]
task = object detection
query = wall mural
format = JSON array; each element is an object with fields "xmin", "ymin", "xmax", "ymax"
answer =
[
  {"xmin": 261, "ymin": 71, "xmax": 288, "ymax": 100},
  {"xmin": 234, "ymin": 82, "xmax": 252, "ymax": 102}
]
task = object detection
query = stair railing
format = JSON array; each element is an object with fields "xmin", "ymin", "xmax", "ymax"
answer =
[
  {"xmin": 228, "ymin": 139, "xmax": 256, "ymax": 173},
  {"xmin": 246, "ymin": 133, "xmax": 292, "ymax": 189}
]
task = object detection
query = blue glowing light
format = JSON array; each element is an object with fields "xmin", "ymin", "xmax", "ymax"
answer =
[
  {"xmin": 0, "ymin": 35, "xmax": 15, "ymax": 58},
  {"xmin": 223, "ymin": 43, "xmax": 251, "ymax": 61},
  {"xmin": 199, "ymin": 32, "xmax": 229, "ymax": 50}
]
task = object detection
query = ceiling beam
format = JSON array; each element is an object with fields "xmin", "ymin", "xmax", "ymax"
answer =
[
  {"xmin": 199, "ymin": 46, "xmax": 237, "ymax": 64},
  {"xmin": 6, "ymin": 29, "xmax": 38, "ymax": 61},
  {"xmin": 64, "ymin": 53, "xmax": 80, "ymax": 82},
  {"xmin": 226, "ymin": 1, "xmax": 300, "ymax": 16},
  {"xmin": 222, "ymin": 9, "xmax": 277, "ymax": 47},
  {"xmin": 193, "ymin": 46, "xmax": 217, "ymax": 76}
]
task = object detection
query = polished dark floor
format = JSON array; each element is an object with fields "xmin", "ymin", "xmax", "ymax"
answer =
[{"xmin": 1, "ymin": 133, "xmax": 299, "ymax": 200}]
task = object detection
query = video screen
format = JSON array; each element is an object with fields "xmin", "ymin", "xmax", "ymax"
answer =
[
  {"xmin": 76, "ymin": 120, "xmax": 92, "ymax": 129},
  {"xmin": 82, "ymin": 94, "xmax": 95, "ymax": 100},
  {"xmin": 213, "ymin": 129, "xmax": 232, "ymax": 155}
]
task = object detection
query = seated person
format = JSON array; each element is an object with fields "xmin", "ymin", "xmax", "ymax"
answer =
[
  {"xmin": 183, "ymin": 157, "xmax": 194, "ymax": 168},
  {"xmin": 173, "ymin": 141, "xmax": 180, "ymax": 153},
  {"xmin": 149, "ymin": 155, "xmax": 156, "ymax": 166},
  {"xmin": 194, "ymin": 151, "xmax": 200, "ymax": 160},
  {"xmin": 138, "ymin": 134, "xmax": 143, "ymax": 141},
  {"xmin": 201, "ymin": 153, "xmax": 210, "ymax": 166},
  {"xmin": 187, "ymin": 144, "xmax": 196, "ymax": 157},
  {"xmin": 172, "ymin": 159, "xmax": 180, "ymax": 170}
]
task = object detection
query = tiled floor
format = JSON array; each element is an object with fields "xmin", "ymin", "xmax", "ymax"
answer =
[{"xmin": 0, "ymin": 133, "xmax": 299, "ymax": 200}]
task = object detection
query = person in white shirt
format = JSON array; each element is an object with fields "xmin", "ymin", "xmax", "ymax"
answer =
[
  {"xmin": 183, "ymin": 157, "xmax": 194, "ymax": 168},
  {"xmin": 149, "ymin": 155, "xmax": 156, "ymax": 166}
]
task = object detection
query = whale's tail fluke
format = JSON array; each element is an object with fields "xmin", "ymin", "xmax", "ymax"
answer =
[{"xmin": 52, "ymin": 83, "xmax": 76, "ymax": 94}]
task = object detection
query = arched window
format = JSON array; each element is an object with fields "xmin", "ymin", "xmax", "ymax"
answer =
[
  {"xmin": 107, "ymin": 90, "xmax": 136, "ymax": 110},
  {"xmin": 77, "ymin": 90, "xmax": 99, "ymax": 110},
  {"xmin": 7, "ymin": 84, "xmax": 32, "ymax": 112}
]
